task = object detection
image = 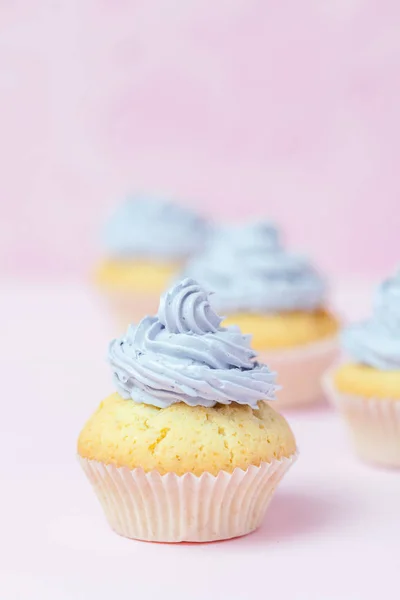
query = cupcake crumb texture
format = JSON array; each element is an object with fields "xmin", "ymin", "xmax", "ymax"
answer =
[{"xmin": 78, "ymin": 393, "xmax": 296, "ymax": 476}]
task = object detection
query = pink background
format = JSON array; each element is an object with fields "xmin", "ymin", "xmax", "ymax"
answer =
[{"xmin": 1, "ymin": 1, "xmax": 400, "ymax": 279}]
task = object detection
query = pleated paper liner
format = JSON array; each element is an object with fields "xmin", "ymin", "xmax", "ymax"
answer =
[
  {"xmin": 259, "ymin": 336, "xmax": 338, "ymax": 409},
  {"xmin": 323, "ymin": 369, "xmax": 400, "ymax": 468},
  {"xmin": 79, "ymin": 454, "xmax": 297, "ymax": 542}
]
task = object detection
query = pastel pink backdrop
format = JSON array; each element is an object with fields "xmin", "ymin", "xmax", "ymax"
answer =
[{"xmin": 1, "ymin": 1, "xmax": 400, "ymax": 279}]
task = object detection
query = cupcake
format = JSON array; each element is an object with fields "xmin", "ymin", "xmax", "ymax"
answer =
[
  {"xmin": 181, "ymin": 221, "xmax": 339, "ymax": 408},
  {"xmin": 78, "ymin": 278, "xmax": 296, "ymax": 542},
  {"xmin": 324, "ymin": 270, "xmax": 400, "ymax": 468},
  {"xmin": 95, "ymin": 195, "xmax": 209, "ymax": 325}
]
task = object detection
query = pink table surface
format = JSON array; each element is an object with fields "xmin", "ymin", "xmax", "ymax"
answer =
[{"xmin": 1, "ymin": 280, "xmax": 399, "ymax": 600}]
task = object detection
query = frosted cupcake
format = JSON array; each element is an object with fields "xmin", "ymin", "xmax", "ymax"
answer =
[
  {"xmin": 324, "ymin": 270, "xmax": 400, "ymax": 467},
  {"xmin": 78, "ymin": 278, "xmax": 296, "ymax": 542},
  {"xmin": 181, "ymin": 222, "xmax": 339, "ymax": 408},
  {"xmin": 96, "ymin": 196, "xmax": 208, "ymax": 325}
]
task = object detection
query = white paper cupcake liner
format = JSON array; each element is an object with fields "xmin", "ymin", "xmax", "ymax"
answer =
[
  {"xmin": 323, "ymin": 370, "xmax": 400, "ymax": 468},
  {"xmin": 258, "ymin": 336, "xmax": 338, "ymax": 409},
  {"xmin": 79, "ymin": 454, "xmax": 297, "ymax": 542}
]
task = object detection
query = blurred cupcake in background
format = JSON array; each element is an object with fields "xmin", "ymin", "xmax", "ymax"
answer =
[
  {"xmin": 96, "ymin": 195, "xmax": 209, "ymax": 326},
  {"xmin": 182, "ymin": 221, "xmax": 339, "ymax": 408},
  {"xmin": 324, "ymin": 270, "xmax": 400, "ymax": 468}
]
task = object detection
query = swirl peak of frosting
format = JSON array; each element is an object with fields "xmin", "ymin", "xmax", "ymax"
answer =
[
  {"xmin": 103, "ymin": 194, "xmax": 208, "ymax": 260},
  {"xmin": 182, "ymin": 220, "xmax": 326, "ymax": 313},
  {"xmin": 342, "ymin": 270, "xmax": 400, "ymax": 370},
  {"xmin": 108, "ymin": 279, "xmax": 278, "ymax": 408},
  {"xmin": 158, "ymin": 278, "xmax": 222, "ymax": 334}
]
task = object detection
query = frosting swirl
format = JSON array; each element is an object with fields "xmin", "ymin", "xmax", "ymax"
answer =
[
  {"xmin": 182, "ymin": 221, "xmax": 326, "ymax": 313},
  {"xmin": 342, "ymin": 270, "xmax": 400, "ymax": 370},
  {"xmin": 104, "ymin": 195, "xmax": 208, "ymax": 260},
  {"xmin": 158, "ymin": 279, "xmax": 222, "ymax": 334},
  {"xmin": 109, "ymin": 279, "xmax": 278, "ymax": 408}
]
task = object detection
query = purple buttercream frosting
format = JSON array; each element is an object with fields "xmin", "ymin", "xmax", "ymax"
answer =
[
  {"xmin": 108, "ymin": 279, "xmax": 278, "ymax": 408},
  {"xmin": 342, "ymin": 270, "xmax": 400, "ymax": 370},
  {"xmin": 103, "ymin": 195, "xmax": 209, "ymax": 260}
]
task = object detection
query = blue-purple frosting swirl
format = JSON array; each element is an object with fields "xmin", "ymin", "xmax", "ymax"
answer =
[
  {"xmin": 108, "ymin": 278, "xmax": 278, "ymax": 408},
  {"xmin": 104, "ymin": 195, "xmax": 208, "ymax": 260},
  {"xmin": 182, "ymin": 221, "xmax": 326, "ymax": 313},
  {"xmin": 342, "ymin": 270, "xmax": 400, "ymax": 370}
]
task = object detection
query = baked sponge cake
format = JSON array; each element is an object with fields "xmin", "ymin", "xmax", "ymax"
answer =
[
  {"xmin": 78, "ymin": 278, "xmax": 296, "ymax": 542},
  {"xmin": 78, "ymin": 393, "xmax": 294, "ymax": 477},
  {"xmin": 181, "ymin": 221, "xmax": 339, "ymax": 407},
  {"xmin": 324, "ymin": 270, "xmax": 400, "ymax": 468}
]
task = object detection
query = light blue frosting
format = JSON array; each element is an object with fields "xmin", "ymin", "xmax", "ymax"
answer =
[
  {"xmin": 108, "ymin": 278, "xmax": 278, "ymax": 408},
  {"xmin": 342, "ymin": 270, "xmax": 400, "ymax": 370},
  {"xmin": 181, "ymin": 221, "xmax": 326, "ymax": 313},
  {"xmin": 104, "ymin": 195, "xmax": 208, "ymax": 260}
]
